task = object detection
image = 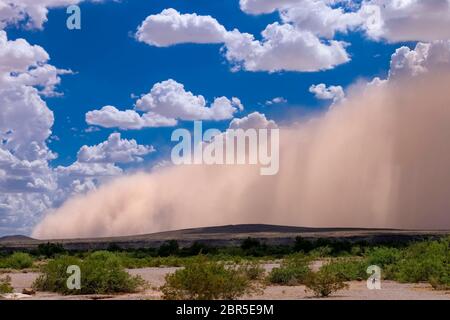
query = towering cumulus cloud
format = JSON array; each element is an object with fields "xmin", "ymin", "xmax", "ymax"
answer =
[{"xmin": 33, "ymin": 67, "xmax": 450, "ymax": 239}]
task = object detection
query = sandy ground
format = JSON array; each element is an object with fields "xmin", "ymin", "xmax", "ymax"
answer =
[{"xmin": 1, "ymin": 265, "xmax": 449, "ymax": 300}]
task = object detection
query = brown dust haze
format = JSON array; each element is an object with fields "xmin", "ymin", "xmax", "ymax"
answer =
[{"xmin": 33, "ymin": 72, "xmax": 450, "ymax": 238}]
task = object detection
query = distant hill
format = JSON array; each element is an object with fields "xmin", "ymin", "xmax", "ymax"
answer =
[
  {"xmin": 0, "ymin": 224, "xmax": 448, "ymax": 251},
  {"xmin": 0, "ymin": 235, "xmax": 34, "ymax": 242},
  {"xmin": 180, "ymin": 224, "xmax": 396, "ymax": 234}
]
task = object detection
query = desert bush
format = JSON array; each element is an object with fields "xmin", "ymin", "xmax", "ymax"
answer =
[
  {"xmin": 267, "ymin": 254, "xmax": 310, "ymax": 285},
  {"xmin": 33, "ymin": 252, "xmax": 145, "ymax": 295},
  {"xmin": 115, "ymin": 252, "xmax": 261, "ymax": 269},
  {"xmin": 0, "ymin": 275, "xmax": 13, "ymax": 294},
  {"xmin": 240, "ymin": 238, "xmax": 269, "ymax": 257},
  {"xmin": 161, "ymin": 257, "xmax": 258, "ymax": 300},
  {"xmin": 37, "ymin": 242, "xmax": 66, "ymax": 258},
  {"xmin": 241, "ymin": 238, "xmax": 261, "ymax": 251},
  {"xmin": 180, "ymin": 242, "xmax": 215, "ymax": 256},
  {"xmin": 117, "ymin": 253, "xmax": 194, "ymax": 269},
  {"xmin": 81, "ymin": 251, "xmax": 145, "ymax": 294},
  {"xmin": 304, "ymin": 268, "xmax": 349, "ymax": 297},
  {"xmin": 238, "ymin": 261, "xmax": 265, "ymax": 280},
  {"xmin": 365, "ymin": 247, "xmax": 401, "ymax": 279},
  {"xmin": 294, "ymin": 237, "xmax": 314, "ymax": 253},
  {"xmin": 158, "ymin": 240, "xmax": 179, "ymax": 257},
  {"xmin": 350, "ymin": 246, "xmax": 363, "ymax": 257},
  {"xmin": 321, "ymin": 258, "xmax": 367, "ymax": 281},
  {"xmin": 357, "ymin": 238, "xmax": 449, "ymax": 289},
  {"xmin": 0, "ymin": 252, "xmax": 34, "ymax": 269},
  {"xmin": 429, "ymin": 273, "xmax": 450, "ymax": 290},
  {"xmin": 308, "ymin": 246, "xmax": 333, "ymax": 258},
  {"xmin": 268, "ymin": 267, "xmax": 306, "ymax": 286},
  {"xmin": 33, "ymin": 255, "xmax": 81, "ymax": 294},
  {"xmin": 366, "ymin": 247, "xmax": 401, "ymax": 267},
  {"xmin": 394, "ymin": 239, "xmax": 449, "ymax": 286}
]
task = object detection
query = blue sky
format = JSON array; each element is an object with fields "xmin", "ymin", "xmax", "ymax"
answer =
[
  {"xmin": 5, "ymin": 0, "xmax": 400, "ymax": 168},
  {"xmin": 4, "ymin": 0, "xmax": 444, "ymax": 236}
]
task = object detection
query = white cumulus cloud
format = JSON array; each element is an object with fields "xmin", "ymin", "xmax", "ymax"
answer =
[
  {"xmin": 136, "ymin": 79, "xmax": 242, "ymax": 121},
  {"xmin": 309, "ymin": 83, "xmax": 345, "ymax": 104},
  {"xmin": 85, "ymin": 106, "xmax": 177, "ymax": 130},
  {"xmin": 136, "ymin": 8, "xmax": 228, "ymax": 47},
  {"xmin": 240, "ymin": 0, "xmax": 450, "ymax": 44},
  {"xmin": 361, "ymin": 0, "xmax": 450, "ymax": 42},
  {"xmin": 265, "ymin": 97, "xmax": 287, "ymax": 105},
  {"xmin": 87, "ymin": 79, "xmax": 243, "ymax": 130},
  {"xmin": 135, "ymin": 9, "xmax": 351, "ymax": 73},
  {"xmin": 389, "ymin": 41, "xmax": 450, "ymax": 80},
  {"xmin": 77, "ymin": 133, "xmax": 155, "ymax": 164},
  {"xmin": 239, "ymin": 0, "xmax": 302, "ymax": 14},
  {"xmin": 229, "ymin": 112, "xmax": 277, "ymax": 130},
  {"xmin": 224, "ymin": 23, "xmax": 350, "ymax": 72}
]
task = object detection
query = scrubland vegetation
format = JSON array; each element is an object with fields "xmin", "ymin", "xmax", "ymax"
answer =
[
  {"xmin": 0, "ymin": 235, "xmax": 448, "ymax": 298},
  {"xmin": 32, "ymin": 251, "xmax": 145, "ymax": 295},
  {"xmin": 0, "ymin": 275, "xmax": 13, "ymax": 293},
  {"xmin": 161, "ymin": 256, "xmax": 262, "ymax": 300},
  {"xmin": 0, "ymin": 252, "xmax": 34, "ymax": 270},
  {"xmin": 267, "ymin": 253, "xmax": 311, "ymax": 285}
]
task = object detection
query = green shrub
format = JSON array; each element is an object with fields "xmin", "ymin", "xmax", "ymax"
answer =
[
  {"xmin": 364, "ymin": 247, "xmax": 401, "ymax": 279},
  {"xmin": 350, "ymin": 246, "xmax": 363, "ymax": 256},
  {"xmin": 394, "ymin": 240, "xmax": 449, "ymax": 287},
  {"xmin": 116, "ymin": 253, "xmax": 193, "ymax": 269},
  {"xmin": 294, "ymin": 237, "xmax": 314, "ymax": 253},
  {"xmin": 0, "ymin": 252, "xmax": 34, "ymax": 269},
  {"xmin": 429, "ymin": 274, "xmax": 450, "ymax": 290},
  {"xmin": 304, "ymin": 268, "xmax": 349, "ymax": 297},
  {"xmin": 321, "ymin": 258, "xmax": 367, "ymax": 281},
  {"xmin": 360, "ymin": 239, "xmax": 449, "ymax": 289},
  {"xmin": 238, "ymin": 261, "xmax": 265, "ymax": 280},
  {"xmin": 267, "ymin": 254, "xmax": 310, "ymax": 285},
  {"xmin": 180, "ymin": 242, "xmax": 215, "ymax": 256},
  {"xmin": 161, "ymin": 257, "xmax": 259, "ymax": 300},
  {"xmin": 37, "ymin": 243, "xmax": 66, "ymax": 258},
  {"xmin": 268, "ymin": 267, "xmax": 305, "ymax": 285},
  {"xmin": 106, "ymin": 243, "xmax": 122, "ymax": 252},
  {"xmin": 0, "ymin": 275, "xmax": 13, "ymax": 294},
  {"xmin": 241, "ymin": 238, "xmax": 261, "ymax": 251},
  {"xmin": 33, "ymin": 252, "xmax": 145, "ymax": 295},
  {"xmin": 81, "ymin": 251, "xmax": 145, "ymax": 294},
  {"xmin": 309, "ymin": 246, "xmax": 333, "ymax": 258},
  {"xmin": 33, "ymin": 255, "xmax": 81, "ymax": 294},
  {"xmin": 158, "ymin": 240, "xmax": 179, "ymax": 257},
  {"xmin": 366, "ymin": 247, "xmax": 401, "ymax": 267}
]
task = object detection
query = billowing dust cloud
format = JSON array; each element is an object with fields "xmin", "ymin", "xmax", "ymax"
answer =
[{"xmin": 33, "ymin": 73, "xmax": 450, "ymax": 239}]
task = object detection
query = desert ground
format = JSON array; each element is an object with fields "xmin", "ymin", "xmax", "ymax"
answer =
[{"xmin": 2, "ymin": 263, "xmax": 449, "ymax": 300}]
